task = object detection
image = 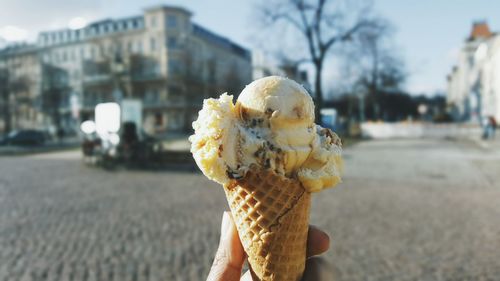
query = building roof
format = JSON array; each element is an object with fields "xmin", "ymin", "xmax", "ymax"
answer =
[
  {"xmin": 144, "ymin": 5, "xmax": 192, "ymax": 16},
  {"xmin": 2, "ymin": 6, "xmax": 250, "ymax": 61},
  {"xmin": 192, "ymin": 24, "xmax": 251, "ymax": 61},
  {"xmin": 0, "ymin": 43, "xmax": 38, "ymax": 57},
  {"xmin": 468, "ymin": 21, "xmax": 493, "ymax": 41}
]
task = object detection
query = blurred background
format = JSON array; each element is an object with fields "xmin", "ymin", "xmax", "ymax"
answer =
[{"xmin": 1, "ymin": 0, "xmax": 499, "ymax": 280}]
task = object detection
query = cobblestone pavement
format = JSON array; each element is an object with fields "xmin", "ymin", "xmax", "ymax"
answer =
[{"xmin": 0, "ymin": 139, "xmax": 499, "ymax": 281}]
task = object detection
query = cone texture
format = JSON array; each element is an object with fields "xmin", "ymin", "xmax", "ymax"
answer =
[{"xmin": 224, "ymin": 165, "xmax": 311, "ymax": 281}]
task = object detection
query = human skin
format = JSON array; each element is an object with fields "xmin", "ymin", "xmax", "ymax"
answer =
[{"xmin": 207, "ymin": 212, "xmax": 333, "ymax": 281}]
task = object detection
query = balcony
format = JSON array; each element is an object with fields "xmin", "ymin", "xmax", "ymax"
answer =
[
  {"xmin": 83, "ymin": 74, "xmax": 112, "ymax": 86},
  {"xmin": 140, "ymin": 99, "xmax": 202, "ymax": 110},
  {"xmin": 131, "ymin": 72, "xmax": 165, "ymax": 82}
]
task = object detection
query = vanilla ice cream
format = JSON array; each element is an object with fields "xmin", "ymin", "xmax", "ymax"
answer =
[{"xmin": 189, "ymin": 76, "xmax": 342, "ymax": 192}]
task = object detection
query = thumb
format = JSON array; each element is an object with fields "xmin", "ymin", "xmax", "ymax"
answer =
[{"xmin": 207, "ymin": 212, "xmax": 246, "ymax": 281}]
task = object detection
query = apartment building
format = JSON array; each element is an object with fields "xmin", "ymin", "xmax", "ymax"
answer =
[
  {"xmin": 0, "ymin": 5, "xmax": 252, "ymax": 135},
  {"xmin": 447, "ymin": 21, "xmax": 500, "ymax": 123}
]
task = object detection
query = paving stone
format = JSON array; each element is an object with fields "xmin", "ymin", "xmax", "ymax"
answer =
[{"xmin": 0, "ymin": 139, "xmax": 499, "ymax": 280}]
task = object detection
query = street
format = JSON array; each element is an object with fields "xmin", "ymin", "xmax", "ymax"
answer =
[{"xmin": 0, "ymin": 138, "xmax": 499, "ymax": 281}]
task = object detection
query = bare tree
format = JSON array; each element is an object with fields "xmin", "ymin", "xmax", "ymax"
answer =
[
  {"xmin": 0, "ymin": 69, "xmax": 11, "ymax": 136},
  {"xmin": 41, "ymin": 64, "xmax": 70, "ymax": 135},
  {"xmin": 257, "ymin": 0, "xmax": 379, "ymax": 123},
  {"xmin": 84, "ymin": 38, "xmax": 130, "ymax": 102},
  {"xmin": 0, "ymin": 69, "xmax": 11, "ymax": 134},
  {"xmin": 341, "ymin": 20, "xmax": 406, "ymax": 120},
  {"xmin": 179, "ymin": 49, "xmax": 201, "ymax": 131},
  {"xmin": 0, "ymin": 69, "xmax": 31, "ymax": 135}
]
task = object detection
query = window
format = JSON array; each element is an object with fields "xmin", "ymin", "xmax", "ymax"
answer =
[
  {"xmin": 167, "ymin": 15, "xmax": 177, "ymax": 28},
  {"xmin": 168, "ymin": 59, "xmax": 180, "ymax": 75},
  {"xmin": 127, "ymin": 41, "xmax": 133, "ymax": 52},
  {"xmin": 168, "ymin": 86, "xmax": 182, "ymax": 102},
  {"xmin": 136, "ymin": 41, "xmax": 143, "ymax": 54},
  {"xmin": 468, "ymin": 56, "xmax": 474, "ymax": 68},
  {"xmin": 144, "ymin": 89, "xmax": 160, "ymax": 105},
  {"xmin": 150, "ymin": 38, "xmax": 156, "ymax": 51},
  {"xmin": 154, "ymin": 113, "xmax": 163, "ymax": 126},
  {"xmin": 168, "ymin": 112, "xmax": 182, "ymax": 130},
  {"xmin": 115, "ymin": 42, "xmax": 122, "ymax": 54},
  {"xmin": 151, "ymin": 16, "xmax": 157, "ymax": 27},
  {"xmin": 167, "ymin": 36, "xmax": 177, "ymax": 49}
]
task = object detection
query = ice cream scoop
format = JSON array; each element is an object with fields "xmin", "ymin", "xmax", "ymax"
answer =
[
  {"xmin": 189, "ymin": 76, "xmax": 342, "ymax": 192},
  {"xmin": 237, "ymin": 76, "xmax": 316, "ymax": 174}
]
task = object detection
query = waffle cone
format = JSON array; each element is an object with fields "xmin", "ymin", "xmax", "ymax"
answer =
[{"xmin": 223, "ymin": 165, "xmax": 311, "ymax": 281}]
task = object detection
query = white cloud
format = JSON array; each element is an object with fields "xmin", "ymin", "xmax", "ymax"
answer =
[
  {"xmin": 0, "ymin": 25, "xmax": 28, "ymax": 42},
  {"xmin": 68, "ymin": 17, "xmax": 88, "ymax": 30},
  {"xmin": 0, "ymin": 0, "xmax": 103, "ymax": 42}
]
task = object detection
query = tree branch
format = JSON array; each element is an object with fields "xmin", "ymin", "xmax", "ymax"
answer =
[
  {"xmin": 313, "ymin": 0, "xmax": 326, "ymax": 44},
  {"xmin": 293, "ymin": 0, "xmax": 319, "ymax": 61},
  {"xmin": 263, "ymin": 7, "xmax": 305, "ymax": 33},
  {"xmin": 322, "ymin": 20, "xmax": 370, "ymax": 52}
]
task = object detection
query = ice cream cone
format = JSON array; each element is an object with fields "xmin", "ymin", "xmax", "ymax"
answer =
[
  {"xmin": 190, "ymin": 77, "xmax": 343, "ymax": 279},
  {"xmin": 223, "ymin": 164, "xmax": 311, "ymax": 281}
]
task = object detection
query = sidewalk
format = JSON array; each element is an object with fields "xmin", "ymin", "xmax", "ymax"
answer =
[
  {"xmin": 472, "ymin": 136, "xmax": 500, "ymax": 151},
  {"xmin": 0, "ymin": 138, "xmax": 80, "ymax": 156}
]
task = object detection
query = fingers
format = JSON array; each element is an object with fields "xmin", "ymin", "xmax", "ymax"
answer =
[
  {"xmin": 206, "ymin": 212, "xmax": 246, "ymax": 281},
  {"xmin": 306, "ymin": 225, "xmax": 330, "ymax": 257},
  {"xmin": 209, "ymin": 221, "xmax": 330, "ymax": 281}
]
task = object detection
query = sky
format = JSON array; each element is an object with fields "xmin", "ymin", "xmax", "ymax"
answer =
[{"xmin": 1, "ymin": 0, "xmax": 500, "ymax": 96}]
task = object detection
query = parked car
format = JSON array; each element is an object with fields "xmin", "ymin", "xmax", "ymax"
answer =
[{"xmin": 0, "ymin": 130, "xmax": 47, "ymax": 146}]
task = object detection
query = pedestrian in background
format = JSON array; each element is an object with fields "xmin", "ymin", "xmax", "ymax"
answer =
[
  {"xmin": 488, "ymin": 116, "xmax": 497, "ymax": 139},
  {"xmin": 482, "ymin": 116, "xmax": 491, "ymax": 140}
]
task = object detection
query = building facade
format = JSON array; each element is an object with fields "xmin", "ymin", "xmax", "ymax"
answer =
[
  {"xmin": 0, "ymin": 5, "xmax": 252, "ymax": 135},
  {"xmin": 447, "ymin": 21, "xmax": 500, "ymax": 123}
]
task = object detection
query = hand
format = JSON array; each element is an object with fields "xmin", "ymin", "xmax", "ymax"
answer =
[{"xmin": 207, "ymin": 212, "xmax": 333, "ymax": 281}]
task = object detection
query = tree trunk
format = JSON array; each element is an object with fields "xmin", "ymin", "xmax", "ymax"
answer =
[
  {"xmin": 371, "ymin": 46, "xmax": 379, "ymax": 120},
  {"xmin": 314, "ymin": 62, "xmax": 323, "ymax": 125},
  {"xmin": 2, "ymin": 95, "xmax": 11, "ymax": 136},
  {"xmin": 0, "ymin": 72, "xmax": 11, "ymax": 136}
]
